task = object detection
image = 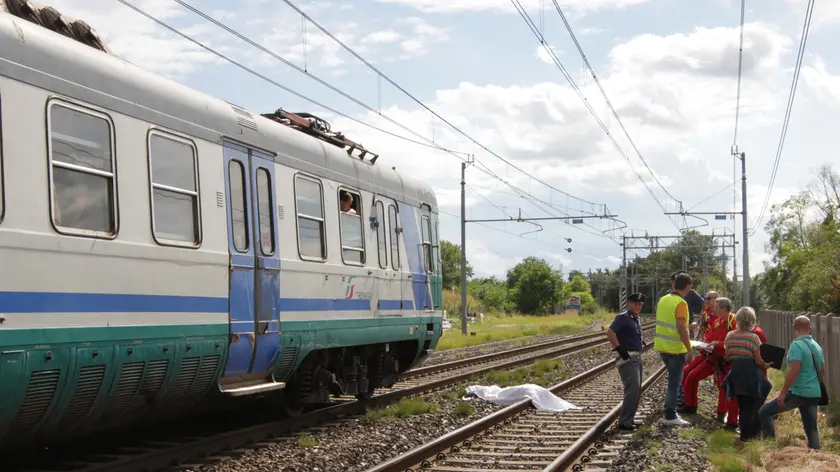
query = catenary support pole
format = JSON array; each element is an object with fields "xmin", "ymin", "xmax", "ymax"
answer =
[
  {"xmin": 460, "ymin": 161, "xmax": 467, "ymax": 335},
  {"xmin": 740, "ymin": 152, "xmax": 750, "ymax": 306}
]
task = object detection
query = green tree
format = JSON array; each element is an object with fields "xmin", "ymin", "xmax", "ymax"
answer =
[
  {"xmin": 468, "ymin": 277, "xmax": 510, "ymax": 312},
  {"xmin": 567, "ymin": 270, "xmax": 585, "ymax": 282},
  {"xmin": 506, "ymin": 257, "xmax": 565, "ymax": 314},
  {"xmin": 754, "ymin": 164, "xmax": 840, "ymax": 313},
  {"xmin": 567, "ymin": 274, "xmax": 597, "ymax": 312},
  {"xmin": 441, "ymin": 240, "xmax": 473, "ymax": 290},
  {"xmin": 567, "ymin": 274, "xmax": 591, "ymax": 293}
]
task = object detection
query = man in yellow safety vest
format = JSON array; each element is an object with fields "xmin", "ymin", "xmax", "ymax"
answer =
[{"xmin": 655, "ymin": 272, "xmax": 694, "ymax": 426}]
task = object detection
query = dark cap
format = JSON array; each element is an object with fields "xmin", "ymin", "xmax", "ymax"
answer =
[
  {"xmin": 669, "ymin": 271, "xmax": 684, "ymax": 280},
  {"xmin": 628, "ymin": 293, "xmax": 646, "ymax": 303}
]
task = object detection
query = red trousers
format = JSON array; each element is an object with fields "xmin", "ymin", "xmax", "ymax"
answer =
[
  {"xmin": 715, "ymin": 367, "xmax": 739, "ymax": 425},
  {"xmin": 682, "ymin": 355, "xmax": 715, "ymax": 408}
]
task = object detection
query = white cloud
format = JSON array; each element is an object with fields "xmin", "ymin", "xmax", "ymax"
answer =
[
  {"xmin": 785, "ymin": 0, "xmax": 840, "ymax": 29},
  {"xmin": 534, "ymin": 44, "xmax": 561, "ymax": 64},
  {"xmin": 362, "ymin": 29, "xmax": 401, "ymax": 44},
  {"xmin": 392, "ymin": 17, "xmax": 450, "ymax": 59},
  {"xmin": 373, "ymin": 0, "xmax": 650, "ymax": 14},
  {"xmin": 802, "ymin": 57, "xmax": 840, "ymax": 105},
  {"xmin": 42, "ymin": 0, "xmax": 230, "ymax": 79},
  {"xmin": 325, "ymin": 20, "xmax": 810, "ymax": 277}
]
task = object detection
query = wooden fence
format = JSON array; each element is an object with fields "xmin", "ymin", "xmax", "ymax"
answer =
[{"xmin": 758, "ymin": 310, "xmax": 840, "ymax": 401}]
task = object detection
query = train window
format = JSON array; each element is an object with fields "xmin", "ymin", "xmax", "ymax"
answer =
[
  {"xmin": 375, "ymin": 201, "xmax": 387, "ymax": 269},
  {"xmin": 229, "ymin": 160, "xmax": 248, "ymax": 252},
  {"xmin": 48, "ymin": 103, "xmax": 116, "ymax": 236},
  {"xmin": 339, "ymin": 189, "xmax": 365, "ymax": 265},
  {"xmin": 389, "ymin": 204, "xmax": 400, "ymax": 270},
  {"xmin": 256, "ymin": 168, "xmax": 274, "ymax": 256},
  {"xmin": 148, "ymin": 132, "xmax": 200, "ymax": 245},
  {"xmin": 295, "ymin": 175, "xmax": 326, "ymax": 261},
  {"xmin": 421, "ymin": 215, "xmax": 432, "ymax": 273}
]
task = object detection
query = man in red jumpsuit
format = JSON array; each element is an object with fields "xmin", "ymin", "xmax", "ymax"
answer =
[{"xmin": 680, "ymin": 294, "xmax": 732, "ymax": 418}]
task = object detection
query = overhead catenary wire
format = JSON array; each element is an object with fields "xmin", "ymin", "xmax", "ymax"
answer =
[
  {"xmin": 510, "ymin": 0, "xmax": 683, "ymax": 231},
  {"xmin": 548, "ymin": 0, "xmax": 684, "ymax": 208},
  {"xmin": 751, "ymin": 0, "xmax": 815, "ymax": 234},
  {"xmin": 127, "ymin": 0, "xmax": 623, "ymax": 254},
  {"xmin": 115, "ymin": 0, "xmax": 472, "ymax": 158},
  {"xmin": 171, "ymin": 0, "xmax": 480, "ymax": 159},
  {"xmin": 279, "ymin": 0, "xmax": 611, "ymax": 215},
  {"xmin": 166, "ymin": 0, "xmax": 617, "ymax": 229},
  {"xmin": 686, "ymin": 182, "xmax": 736, "ymax": 212}
]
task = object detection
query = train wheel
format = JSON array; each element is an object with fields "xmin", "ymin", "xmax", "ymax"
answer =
[
  {"xmin": 281, "ymin": 392, "xmax": 305, "ymax": 418},
  {"xmin": 355, "ymin": 389, "xmax": 374, "ymax": 402}
]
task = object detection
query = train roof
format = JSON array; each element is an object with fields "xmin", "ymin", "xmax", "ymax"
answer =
[{"xmin": 0, "ymin": 9, "xmax": 437, "ymax": 209}]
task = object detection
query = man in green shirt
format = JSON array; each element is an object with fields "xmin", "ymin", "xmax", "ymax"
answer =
[{"xmin": 758, "ymin": 315, "xmax": 825, "ymax": 449}]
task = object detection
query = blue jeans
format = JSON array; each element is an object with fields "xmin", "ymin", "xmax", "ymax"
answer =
[
  {"xmin": 759, "ymin": 393, "xmax": 821, "ymax": 449},
  {"xmin": 660, "ymin": 352, "xmax": 687, "ymax": 420}
]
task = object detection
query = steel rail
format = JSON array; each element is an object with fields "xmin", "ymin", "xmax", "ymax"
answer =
[
  {"xmin": 363, "ymin": 343, "xmax": 662, "ymax": 472},
  {"xmin": 403, "ymin": 321, "xmax": 655, "ymax": 380},
  {"xmin": 543, "ymin": 362, "xmax": 666, "ymax": 471},
  {"xmin": 16, "ymin": 324, "xmax": 654, "ymax": 472}
]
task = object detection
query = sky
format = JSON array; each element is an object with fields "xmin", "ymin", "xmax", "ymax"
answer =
[{"xmin": 40, "ymin": 0, "xmax": 840, "ymax": 281}]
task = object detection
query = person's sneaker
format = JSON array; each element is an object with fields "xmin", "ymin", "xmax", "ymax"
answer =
[
  {"xmin": 662, "ymin": 415, "xmax": 690, "ymax": 426},
  {"xmin": 617, "ymin": 424, "xmax": 636, "ymax": 431},
  {"xmin": 724, "ymin": 423, "xmax": 738, "ymax": 431}
]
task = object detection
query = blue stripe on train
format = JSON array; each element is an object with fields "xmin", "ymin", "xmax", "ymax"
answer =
[
  {"xmin": 378, "ymin": 299, "xmax": 415, "ymax": 310},
  {"xmin": 0, "ymin": 292, "xmax": 416, "ymax": 314}
]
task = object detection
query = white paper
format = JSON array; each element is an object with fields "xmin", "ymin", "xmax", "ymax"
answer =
[
  {"xmin": 464, "ymin": 384, "xmax": 581, "ymax": 413},
  {"xmin": 690, "ymin": 340, "xmax": 712, "ymax": 351}
]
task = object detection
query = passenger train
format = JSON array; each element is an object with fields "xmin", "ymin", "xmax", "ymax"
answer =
[{"xmin": 0, "ymin": 2, "xmax": 443, "ymax": 448}]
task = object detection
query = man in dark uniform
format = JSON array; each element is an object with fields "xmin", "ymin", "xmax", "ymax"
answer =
[
  {"xmin": 669, "ymin": 271, "xmax": 705, "ymax": 324},
  {"xmin": 607, "ymin": 293, "xmax": 646, "ymax": 431}
]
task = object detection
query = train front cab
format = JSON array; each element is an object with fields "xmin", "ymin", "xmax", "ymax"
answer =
[{"xmin": 217, "ymin": 140, "xmax": 285, "ymax": 396}]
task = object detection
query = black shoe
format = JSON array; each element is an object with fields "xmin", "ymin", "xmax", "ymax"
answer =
[
  {"xmin": 678, "ymin": 406, "xmax": 698, "ymax": 415},
  {"xmin": 617, "ymin": 424, "xmax": 636, "ymax": 431},
  {"xmin": 724, "ymin": 423, "xmax": 738, "ymax": 431}
]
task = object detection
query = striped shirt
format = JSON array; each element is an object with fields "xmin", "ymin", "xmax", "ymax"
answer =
[{"xmin": 724, "ymin": 330, "xmax": 761, "ymax": 360}]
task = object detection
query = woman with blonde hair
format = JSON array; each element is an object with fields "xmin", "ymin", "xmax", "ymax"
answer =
[{"xmin": 721, "ymin": 306, "xmax": 771, "ymax": 442}]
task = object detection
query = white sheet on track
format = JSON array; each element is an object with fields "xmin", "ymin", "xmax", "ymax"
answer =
[{"xmin": 463, "ymin": 384, "xmax": 581, "ymax": 412}]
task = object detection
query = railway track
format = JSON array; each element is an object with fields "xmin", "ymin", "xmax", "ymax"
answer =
[
  {"xmin": 363, "ymin": 347, "xmax": 665, "ymax": 472},
  {"xmin": 5, "ymin": 324, "xmax": 654, "ymax": 472}
]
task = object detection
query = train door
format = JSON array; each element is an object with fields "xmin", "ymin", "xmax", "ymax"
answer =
[
  {"xmin": 387, "ymin": 199, "xmax": 406, "ymax": 313},
  {"xmin": 373, "ymin": 195, "xmax": 402, "ymax": 315},
  {"xmin": 419, "ymin": 206, "xmax": 435, "ymax": 312},
  {"xmin": 220, "ymin": 142, "xmax": 282, "ymax": 393}
]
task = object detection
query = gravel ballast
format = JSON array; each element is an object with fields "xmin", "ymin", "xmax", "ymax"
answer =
[
  {"xmin": 189, "ymin": 333, "xmax": 654, "ymax": 472},
  {"xmin": 605, "ymin": 364, "xmax": 720, "ymax": 472}
]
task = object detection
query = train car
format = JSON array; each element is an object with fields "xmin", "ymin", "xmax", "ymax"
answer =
[{"xmin": 0, "ymin": 3, "xmax": 443, "ymax": 448}]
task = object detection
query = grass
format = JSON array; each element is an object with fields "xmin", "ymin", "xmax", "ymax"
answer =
[
  {"xmin": 684, "ymin": 366, "xmax": 840, "ymax": 472},
  {"xmin": 481, "ymin": 358, "xmax": 571, "ymax": 388},
  {"xmin": 435, "ymin": 311, "xmax": 615, "ymax": 351},
  {"xmin": 297, "ymin": 434, "xmax": 317, "ymax": 448},
  {"xmin": 453, "ymin": 402, "xmax": 475, "ymax": 417},
  {"xmin": 365, "ymin": 397, "xmax": 440, "ymax": 423}
]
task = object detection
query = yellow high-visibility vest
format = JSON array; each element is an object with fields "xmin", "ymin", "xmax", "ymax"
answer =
[{"xmin": 655, "ymin": 293, "xmax": 688, "ymax": 354}]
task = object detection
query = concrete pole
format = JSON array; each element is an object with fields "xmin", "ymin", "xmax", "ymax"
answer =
[
  {"xmin": 460, "ymin": 161, "xmax": 468, "ymax": 335},
  {"xmin": 740, "ymin": 152, "xmax": 751, "ymax": 306}
]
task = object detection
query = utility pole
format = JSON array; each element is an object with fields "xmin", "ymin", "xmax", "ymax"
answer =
[
  {"xmin": 460, "ymin": 158, "xmax": 472, "ymax": 335},
  {"xmin": 736, "ymin": 151, "xmax": 751, "ymax": 306},
  {"xmin": 620, "ymin": 237, "xmax": 627, "ymax": 311}
]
